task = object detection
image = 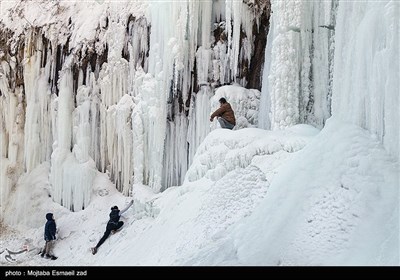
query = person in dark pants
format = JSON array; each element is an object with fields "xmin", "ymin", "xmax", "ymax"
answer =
[
  {"xmin": 40, "ymin": 213, "xmax": 57, "ymax": 260},
  {"xmin": 91, "ymin": 200, "xmax": 133, "ymax": 255},
  {"xmin": 210, "ymin": 97, "xmax": 236, "ymax": 129}
]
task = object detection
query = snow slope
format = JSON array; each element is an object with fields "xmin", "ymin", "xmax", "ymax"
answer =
[
  {"xmin": 231, "ymin": 118, "xmax": 399, "ymax": 266},
  {"xmin": 0, "ymin": 0, "xmax": 398, "ymax": 267},
  {"xmin": 1, "ymin": 119, "xmax": 398, "ymax": 266}
]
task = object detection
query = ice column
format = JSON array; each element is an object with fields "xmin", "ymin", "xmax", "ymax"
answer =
[
  {"xmin": 50, "ymin": 70, "xmax": 95, "ymax": 211},
  {"xmin": 187, "ymin": 86, "xmax": 212, "ymax": 165},
  {"xmin": 332, "ymin": 0, "xmax": 399, "ymax": 161},
  {"xmin": 23, "ymin": 34, "xmax": 53, "ymax": 173}
]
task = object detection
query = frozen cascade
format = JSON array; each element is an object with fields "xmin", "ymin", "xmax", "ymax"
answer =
[
  {"xmin": 131, "ymin": 98, "xmax": 145, "ymax": 186},
  {"xmin": 50, "ymin": 70, "xmax": 96, "ymax": 211},
  {"xmin": 97, "ymin": 12, "xmax": 130, "ymax": 192},
  {"xmin": 261, "ymin": 1, "xmax": 297, "ymax": 130},
  {"xmin": 0, "ymin": 64, "xmax": 25, "ymax": 210},
  {"xmin": 148, "ymin": 0, "xmax": 267, "ymax": 187},
  {"xmin": 15, "ymin": 1, "xmax": 383, "ymax": 212},
  {"xmin": 88, "ymin": 76, "xmax": 102, "ymax": 170},
  {"xmin": 0, "ymin": 0, "xmax": 397, "ymax": 266},
  {"xmin": 260, "ymin": 0, "xmax": 398, "ymax": 160},
  {"xmin": 187, "ymin": 86, "xmax": 213, "ymax": 166},
  {"xmin": 73, "ymin": 86, "xmax": 91, "ymax": 164},
  {"xmin": 23, "ymin": 33, "xmax": 53, "ymax": 173},
  {"xmin": 260, "ymin": 0, "xmax": 338, "ymax": 130},
  {"xmin": 332, "ymin": 0, "xmax": 399, "ymax": 160},
  {"xmin": 105, "ymin": 95, "xmax": 134, "ymax": 196},
  {"xmin": 162, "ymin": 114, "xmax": 189, "ymax": 191},
  {"xmin": 0, "ymin": 1, "xmax": 268, "ymax": 200},
  {"xmin": 131, "ymin": 69, "xmax": 166, "ymax": 192}
]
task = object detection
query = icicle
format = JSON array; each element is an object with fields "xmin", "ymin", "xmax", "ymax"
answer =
[
  {"xmin": 105, "ymin": 94, "xmax": 134, "ymax": 195},
  {"xmin": 23, "ymin": 31, "xmax": 53, "ymax": 172},
  {"xmin": 72, "ymin": 86, "xmax": 91, "ymax": 164},
  {"xmin": 332, "ymin": 0, "xmax": 399, "ymax": 159},
  {"xmin": 187, "ymin": 86, "xmax": 212, "ymax": 165},
  {"xmin": 263, "ymin": 0, "xmax": 302, "ymax": 130},
  {"xmin": 132, "ymin": 100, "xmax": 144, "ymax": 186},
  {"xmin": 50, "ymin": 69, "xmax": 95, "ymax": 211}
]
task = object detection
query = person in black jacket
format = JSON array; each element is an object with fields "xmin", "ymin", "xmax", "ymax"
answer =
[
  {"xmin": 91, "ymin": 200, "xmax": 133, "ymax": 255},
  {"xmin": 40, "ymin": 213, "xmax": 57, "ymax": 260}
]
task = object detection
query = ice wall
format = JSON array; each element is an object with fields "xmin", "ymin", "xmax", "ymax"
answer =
[
  {"xmin": 0, "ymin": 58, "xmax": 25, "ymax": 210},
  {"xmin": 260, "ymin": 0, "xmax": 398, "ymax": 160},
  {"xmin": 0, "ymin": 0, "xmax": 270, "ymax": 212},
  {"xmin": 149, "ymin": 0, "xmax": 267, "ymax": 188},
  {"xmin": 260, "ymin": 0, "xmax": 337, "ymax": 130},
  {"xmin": 1, "ymin": 0, "xmax": 398, "ymax": 214},
  {"xmin": 332, "ymin": 0, "xmax": 399, "ymax": 161},
  {"xmin": 50, "ymin": 69, "xmax": 96, "ymax": 211}
]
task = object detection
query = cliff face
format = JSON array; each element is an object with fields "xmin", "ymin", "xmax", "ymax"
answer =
[
  {"xmin": 0, "ymin": 1, "xmax": 270, "ymax": 211},
  {"xmin": 0, "ymin": 0, "xmax": 398, "ymax": 212},
  {"xmin": 259, "ymin": 0, "xmax": 398, "ymax": 158}
]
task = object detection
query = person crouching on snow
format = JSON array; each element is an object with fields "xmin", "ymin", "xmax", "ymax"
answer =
[
  {"xmin": 40, "ymin": 213, "xmax": 57, "ymax": 260},
  {"xmin": 210, "ymin": 97, "xmax": 236, "ymax": 130},
  {"xmin": 91, "ymin": 200, "xmax": 133, "ymax": 255}
]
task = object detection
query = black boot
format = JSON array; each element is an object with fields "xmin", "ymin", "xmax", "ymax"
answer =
[
  {"xmin": 46, "ymin": 254, "xmax": 57, "ymax": 260},
  {"xmin": 91, "ymin": 247, "xmax": 97, "ymax": 255}
]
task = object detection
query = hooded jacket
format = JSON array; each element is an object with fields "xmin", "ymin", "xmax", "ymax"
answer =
[
  {"xmin": 107, "ymin": 200, "xmax": 133, "ymax": 225},
  {"xmin": 44, "ymin": 213, "xmax": 57, "ymax": 241},
  {"xmin": 108, "ymin": 209, "xmax": 121, "ymax": 225}
]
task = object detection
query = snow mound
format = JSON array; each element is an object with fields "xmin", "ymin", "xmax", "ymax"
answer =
[
  {"xmin": 227, "ymin": 118, "xmax": 399, "ymax": 266},
  {"xmin": 2, "ymin": 120, "xmax": 397, "ymax": 266}
]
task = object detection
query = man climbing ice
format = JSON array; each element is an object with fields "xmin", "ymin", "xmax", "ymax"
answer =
[{"xmin": 91, "ymin": 200, "xmax": 134, "ymax": 255}]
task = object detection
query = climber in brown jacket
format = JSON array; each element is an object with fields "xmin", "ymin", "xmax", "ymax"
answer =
[{"xmin": 210, "ymin": 97, "xmax": 236, "ymax": 130}]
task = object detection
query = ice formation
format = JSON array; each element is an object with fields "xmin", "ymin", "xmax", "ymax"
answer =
[{"xmin": 0, "ymin": 0, "xmax": 398, "ymax": 214}]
